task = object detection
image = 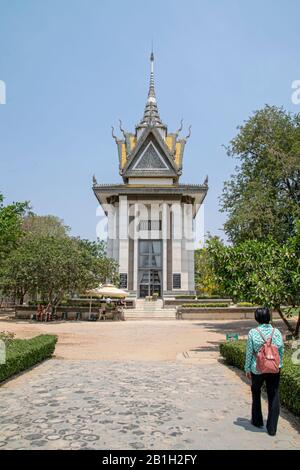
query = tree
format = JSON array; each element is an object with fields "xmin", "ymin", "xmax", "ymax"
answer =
[
  {"xmin": 22, "ymin": 214, "xmax": 70, "ymax": 238},
  {"xmin": 0, "ymin": 235, "xmax": 118, "ymax": 306},
  {"xmin": 76, "ymin": 238, "xmax": 119, "ymax": 286},
  {"xmin": 194, "ymin": 244, "xmax": 222, "ymax": 296},
  {"xmin": 221, "ymin": 106, "xmax": 300, "ymax": 244},
  {"xmin": 0, "ymin": 193, "xmax": 28, "ymax": 262},
  {"xmin": 207, "ymin": 226, "xmax": 300, "ymax": 338}
]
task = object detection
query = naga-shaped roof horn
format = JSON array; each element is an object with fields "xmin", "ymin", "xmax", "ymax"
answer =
[
  {"xmin": 111, "ymin": 126, "xmax": 120, "ymax": 144},
  {"xmin": 184, "ymin": 125, "xmax": 192, "ymax": 141},
  {"xmin": 175, "ymin": 119, "xmax": 183, "ymax": 136},
  {"xmin": 119, "ymin": 119, "xmax": 127, "ymax": 139}
]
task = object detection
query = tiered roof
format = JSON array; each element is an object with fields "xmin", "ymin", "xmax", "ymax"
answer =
[{"xmin": 111, "ymin": 52, "xmax": 192, "ymax": 183}]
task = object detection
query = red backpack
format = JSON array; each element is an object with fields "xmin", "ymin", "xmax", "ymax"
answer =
[{"xmin": 254, "ymin": 328, "xmax": 280, "ymax": 374}]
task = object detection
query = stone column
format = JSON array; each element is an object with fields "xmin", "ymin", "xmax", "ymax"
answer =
[
  {"xmin": 171, "ymin": 202, "xmax": 182, "ymax": 289},
  {"xmin": 113, "ymin": 203, "xmax": 119, "ymax": 262},
  {"xmin": 118, "ymin": 195, "xmax": 128, "ymax": 276},
  {"xmin": 107, "ymin": 203, "xmax": 117, "ymax": 260},
  {"xmin": 106, "ymin": 205, "xmax": 114, "ymax": 259},
  {"xmin": 162, "ymin": 203, "xmax": 168, "ymax": 292},
  {"xmin": 182, "ymin": 202, "xmax": 194, "ymax": 291},
  {"xmin": 133, "ymin": 202, "xmax": 139, "ymax": 292}
]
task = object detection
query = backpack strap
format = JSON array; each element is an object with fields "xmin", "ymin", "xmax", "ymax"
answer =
[
  {"xmin": 269, "ymin": 327, "xmax": 275, "ymax": 343},
  {"xmin": 256, "ymin": 327, "xmax": 266, "ymax": 342},
  {"xmin": 252, "ymin": 329, "xmax": 264, "ymax": 358},
  {"xmin": 256, "ymin": 327, "xmax": 275, "ymax": 344}
]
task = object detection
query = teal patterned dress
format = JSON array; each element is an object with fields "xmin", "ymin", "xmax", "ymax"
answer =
[{"xmin": 244, "ymin": 324, "xmax": 284, "ymax": 375}]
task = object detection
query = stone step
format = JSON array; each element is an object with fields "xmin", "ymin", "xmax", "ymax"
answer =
[
  {"xmin": 125, "ymin": 317, "xmax": 176, "ymax": 320},
  {"xmin": 125, "ymin": 312, "xmax": 175, "ymax": 316},
  {"xmin": 125, "ymin": 310, "xmax": 176, "ymax": 319},
  {"xmin": 134, "ymin": 305, "xmax": 164, "ymax": 309},
  {"xmin": 126, "ymin": 307, "xmax": 175, "ymax": 309},
  {"xmin": 125, "ymin": 308, "xmax": 176, "ymax": 312},
  {"xmin": 125, "ymin": 311, "xmax": 175, "ymax": 315},
  {"xmin": 125, "ymin": 318, "xmax": 175, "ymax": 321},
  {"xmin": 131, "ymin": 309, "xmax": 168, "ymax": 312},
  {"xmin": 125, "ymin": 310, "xmax": 176, "ymax": 314},
  {"xmin": 124, "ymin": 298, "xmax": 176, "ymax": 320},
  {"xmin": 125, "ymin": 306, "xmax": 176, "ymax": 310}
]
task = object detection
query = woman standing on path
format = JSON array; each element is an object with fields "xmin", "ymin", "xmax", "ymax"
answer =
[{"xmin": 244, "ymin": 307, "xmax": 284, "ymax": 436}]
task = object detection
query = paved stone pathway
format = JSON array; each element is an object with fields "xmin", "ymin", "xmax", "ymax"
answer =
[{"xmin": 0, "ymin": 359, "xmax": 299, "ymax": 449}]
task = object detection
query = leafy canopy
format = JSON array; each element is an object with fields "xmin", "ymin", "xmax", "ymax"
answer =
[
  {"xmin": 0, "ymin": 193, "xmax": 29, "ymax": 262},
  {"xmin": 194, "ymin": 242, "xmax": 223, "ymax": 296},
  {"xmin": 0, "ymin": 193, "xmax": 119, "ymax": 306},
  {"xmin": 1, "ymin": 235, "xmax": 118, "ymax": 306},
  {"xmin": 22, "ymin": 214, "xmax": 70, "ymax": 238},
  {"xmin": 221, "ymin": 105, "xmax": 300, "ymax": 243},
  {"xmin": 206, "ymin": 224, "xmax": 300, "ymax": 337}
]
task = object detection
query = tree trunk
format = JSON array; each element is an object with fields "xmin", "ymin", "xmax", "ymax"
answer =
[
  {"xmin": 276, "ymin": 305, "xmax": 296, "ymax": 336},
  {"xmin": 295, "ymin": 311, "xmax": 300, "ymax": 339}
]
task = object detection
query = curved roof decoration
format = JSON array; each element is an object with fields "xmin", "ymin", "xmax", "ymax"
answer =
[{"xmin": 111, "ymin": 52, "xmax": 192, "ymax": 182}]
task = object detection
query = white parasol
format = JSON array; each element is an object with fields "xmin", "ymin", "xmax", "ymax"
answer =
[
  {"xmin": 85, "ymin": 284, "xmax": 127, "ymax": 314},
  {"xmin": 86, "ymin": 283, "xmax": 127, "ymax": 298}
]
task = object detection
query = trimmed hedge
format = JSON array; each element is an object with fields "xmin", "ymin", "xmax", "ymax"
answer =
[
  {"xmin": 175, "ymin": 295, "xmax": 231, "ymax": 299},
  {"xmin": 0, "ymin": 334, "xmax": 57, "ymax": 383},
  {"xmin": 175, "ymin": 295, "xmax": 197, "ymax": 299},
  {"xmin": 236, "ymin": 302, "xmax": 256, "ymax": 307},
  {"xmin": 28, "ymin": 300, "xmax": 104, "ymax": 308},
  {"xmin": 182, "ymin": 302, "xmax": 230, "ymax": 308},
  {"xmin": 196, "ymin": 295, "xmax": 231, "ymax": 299},
  {"xmin": 220, "ymin": 340, "xmax": 300, "ymax": 416}
]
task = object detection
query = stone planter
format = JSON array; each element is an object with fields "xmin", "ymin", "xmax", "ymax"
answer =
[{"xmin": 176, "ymin": 307, "xmax": 280, "ymax": 320}]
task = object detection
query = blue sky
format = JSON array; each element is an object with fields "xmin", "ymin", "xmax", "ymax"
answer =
[{"xmin": 1, "ymin": 0, "xmax": 300, "ymax": 243}]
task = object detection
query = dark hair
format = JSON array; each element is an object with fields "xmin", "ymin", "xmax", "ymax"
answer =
[{"xmin": 255, "ymin": 307, "xmax": 270, "ymax": 324}]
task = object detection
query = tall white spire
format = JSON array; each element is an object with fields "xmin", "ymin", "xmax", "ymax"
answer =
[{"xmin": 138, "ymin": 50, "xmax": 165, "ymax": 129}]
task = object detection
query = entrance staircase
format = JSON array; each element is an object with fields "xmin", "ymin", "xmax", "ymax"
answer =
[{"xmin": 124, "ymin": 299, "xmax": 176, "ymax": 320}]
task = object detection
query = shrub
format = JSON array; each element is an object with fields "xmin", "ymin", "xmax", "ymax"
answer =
[
  {"xmin": 29, "ymin": 300, "xmax": 103, "ymax": 308},
  {"xmin": 175, "ymin": 295, "xmax": 197, "ymax": 299},
  {"xmin": 196, "ymin": 294, "xmax": 232, "ymax": 299},
  {"xmin": 181, "ymin": 303, "xmax": 230, "ymax": 308},
  {"xmin": 0, "ymin": 331, "xmax": 15, "ymax": 346},
  {"xmin": 219, "ymin": 340, "xmax": 248, "ymax": 370},
  {"xmin": 28, "ymin": 301, "xmax": 48, "ymax": 306},
  {"xmin": 219, "ymin": 340, "xmax": 300, "ymax": 416},
  {"xmin": 0, "ymin": 334, "xmax": 57, "ymax": 383},
  {"xmin": 106, "ymin": 303, "xmax": 115, "ymax": 309},
  {"xmin": 175, "ymin": 295, "xmax": 232, "ymax": 300},
  {"xmin": 236, "ymin": 302, "xmax": 256, "ymax": 307}
]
